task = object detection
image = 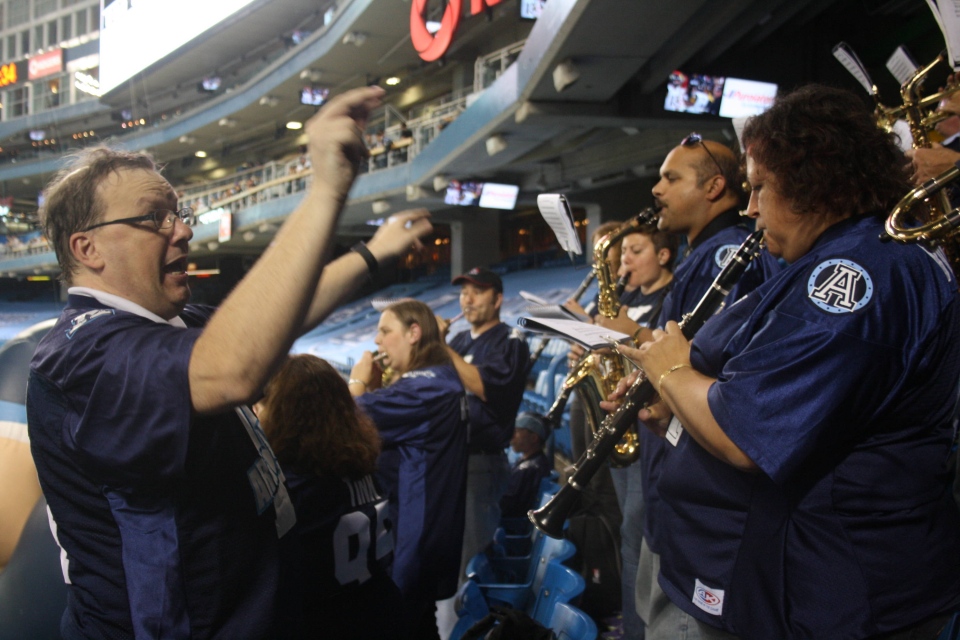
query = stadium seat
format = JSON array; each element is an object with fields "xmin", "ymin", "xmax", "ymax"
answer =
[
  {"xmin": 450, "ymin": 579, "xmax": 491, "ymax": 640},
  {"xmin": 549, "ymin": 602, "xmax": 598, "ymax": 640},
  {"xmin": 530, "ymin": 561, "xmax": 586, "ymax": 626},
  {"xmin": 465, "ymin": 536, "xmax": 576, "ymax": 610}
]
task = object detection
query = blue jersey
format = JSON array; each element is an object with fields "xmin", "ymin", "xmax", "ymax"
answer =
[
  {"xmin": 27, "ymin": 295, "xmax": 293, "ymax": 640},
  {"xmin": 356, "ymin": 364, "xmax": 467, "ymax": 601},
  {"xmin": 639, "ymin": 212, "xmax": 781, "ymax": 553},
  {"xmin": 448, "ymin": 322, "xmax": 529, "ymax": 451},
  {"xmin": 619, "ymin": 283, "xmax": 671, "ymax": 328},
  {"xmin": 658, "ymin": 215, "xmax": 960, "ymax": 638},
  {"xmin": 278, "ymin": 470, "xmax": 402, "ymax": 639}
]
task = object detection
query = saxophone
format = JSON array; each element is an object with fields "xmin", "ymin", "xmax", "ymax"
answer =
[{"xmin": 543, "ymin": 207, "xmax": 658, "ymax": 467}]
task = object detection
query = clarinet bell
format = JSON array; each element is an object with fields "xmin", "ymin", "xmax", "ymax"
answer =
[{"xmin": 528, "ymin": 484, "xmax": 581, "ymax": 539}]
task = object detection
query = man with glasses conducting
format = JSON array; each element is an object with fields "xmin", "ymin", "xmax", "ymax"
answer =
[
  {"xmin": 631, "ymin": 133, "xmax": 780, "ymax": 640},
  {"xmin": 26, "ymin": 86, "xmax": 432, "ymax": 639}
]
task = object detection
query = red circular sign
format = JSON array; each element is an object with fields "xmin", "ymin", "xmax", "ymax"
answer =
[{"xmin": 410, "ymin": 0, "xmax": 462, "ymax": 62}]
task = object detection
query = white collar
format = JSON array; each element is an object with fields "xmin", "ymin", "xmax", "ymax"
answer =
[
  {"xmin": 943, "ymin": 132, "xmax": 960, "ymax": 147},
  {"xmin": 68, "ymin": 286, "xmax": 187, "ymax": 328}
]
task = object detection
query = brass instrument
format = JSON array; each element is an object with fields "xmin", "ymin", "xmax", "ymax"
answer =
[
  {"xmin": 543, "ymin": 207, "xmax": 659, "ymax": 467},
  {"xmin": 531, "ymin": 230, "xmax": 765, "ymax": 538},
  {"xmin": 882, "ymin": 51, "xmax": 960, "ymax": 278}
]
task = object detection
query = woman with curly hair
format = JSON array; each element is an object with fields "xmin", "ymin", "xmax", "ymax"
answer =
[
  {"xmin": 257, "ymin": 354, "xmax": 403, "ymax": 639},
  {"xmin": 621, "ymin": 85, "xmax": 960, "ymax": 638},
  {"xmin": 348, "ymin": 299, "xmax": 467, "ymax": 640}
]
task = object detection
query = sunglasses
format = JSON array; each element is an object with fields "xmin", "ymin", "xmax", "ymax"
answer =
[{"xmin": 680, "ymin": 133, "xmax": 724, "ymax": 177}]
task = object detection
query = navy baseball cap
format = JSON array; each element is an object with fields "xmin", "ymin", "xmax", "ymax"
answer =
[
  {"xmin": 452, "ymin": 266, "xmax": 503, "ymax": 294},
  {"xmin": 515, "ymin": 412, "xmax": 548, "ymax": 441}
]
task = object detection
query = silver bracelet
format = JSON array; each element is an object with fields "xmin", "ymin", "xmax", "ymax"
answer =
[{"xmin": 348, "ymin": 378, "xmax": 368, "ymax": 389}]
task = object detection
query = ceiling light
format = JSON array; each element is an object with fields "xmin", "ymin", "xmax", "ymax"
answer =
[
  {"xmin": 286, "ymin": 121, "xmax": 303, "ymax": 130},
  {"xmin": 206, "ymin": 241, "xmax": 219, "ymax": 251},
  {"xmin": 553, "ymin": 59, "xmax": 580, "ymax": 93},
  {"xmin": 195, "ymin": 150, "xmax": 207, "ymax": 158},
  {"xmin": 259, "ymin": 95, "xmax": 279, "ymax": 107},
  {"xmin": 218, "ymin": 118, "xmax": 237, "ymax": 127},
  {"xmin": 433, "ymin": 175, "xmax": 450, "ymax": 192},
  {"xmin": 371, "ymin": 199, "xmax": 391, "ymax": 215},
  {"xmin": 299, "ymin": 69, "xmax": 323, "ymax": 83},
  {"xmin": 179, "ymin": 135, "xmax": 195, "ymax": 144},
  {"xmin": 485, "ymin": 134, "xmax": 508, "ymax": 156},
  {"xmin": 385, "ymin": 77, "xmax": 401, "ymax": 86},
  {"xmin": 242, "ymin": 231, "xmax": 256, "ymax": 242},
  {"xmin": 342, "ymin": 31, "xmax": 367, "ymax": 47}
]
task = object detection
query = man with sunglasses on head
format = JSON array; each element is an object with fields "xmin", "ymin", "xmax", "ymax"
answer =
[
  {"xmin": 631, "ymin": 133, "xmax": 780, "ymax": 640},
  {"xmin": 26, "ymin": 86, "xmax": 432, "ymax": 640}
]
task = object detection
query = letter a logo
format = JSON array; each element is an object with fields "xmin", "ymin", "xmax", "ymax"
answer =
[
  {"xmin": 807, "ymin": 259, "xmax": 874, "ymax": 313},
  {"xmin": 410, "ymin": 0, "xmax": 462, "ymax": 62}
]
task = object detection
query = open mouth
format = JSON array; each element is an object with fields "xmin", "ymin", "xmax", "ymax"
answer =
[{"xmin": 163, "ymin": 257, "xmax": 188, "ymax": 276}]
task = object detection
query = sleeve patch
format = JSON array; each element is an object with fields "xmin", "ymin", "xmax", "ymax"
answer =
[{"xmin": 807, "ymin": 259, "xmax": 873, "ymax": 313}]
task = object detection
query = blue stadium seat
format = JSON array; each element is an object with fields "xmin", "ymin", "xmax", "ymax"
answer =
[
  {"xmin": 530, "ymin": 561, "xmax": 586, "ymax": 626},
  {"xmin": 549, "ymin": 602, "xmax": 598, "ymax": 640},
  {"xmin": 450, "ymin": 579, "xmax": 491, "ymax": 640},
  {"xmin": 465, "ymin": 536, "xmax": 576, "ymax": 611}
]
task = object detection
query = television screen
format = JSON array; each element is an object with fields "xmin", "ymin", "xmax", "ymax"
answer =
[
  {"xmin": 520, "ymin": 0, "xmax": 546, "ymax": 19},
  {"xmin": 444, "ymin": 180, "xmax": 484, "ymax": 206},
  {"xmin": 300, "ymin": 86, "xmax": 330, "ymax": 106},
  {"xmin": 479, "ymin": 182, "xmax": 519, "ymax": 210},
  {"xmin": 718, "ymin": 77, "xmax": 778, "ymax": 118},
  {"xmin": 200, "ymin": 76, "xmax": 221, "ymax": 91},
  {"xmin": 664, "ymin": 71, "xmax": 777, "ymax": 118},
  {"xmin": 99, "ymin": 0, "xmax": 259, "ymax": 94},
  {"xmin": 663, "ymin": 71, "xmax": 724, "ymax": 115}
]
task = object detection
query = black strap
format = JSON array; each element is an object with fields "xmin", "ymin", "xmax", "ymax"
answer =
[{"xmin": 350, "ymin": 242, "xmax": 378, "ymax": 280}]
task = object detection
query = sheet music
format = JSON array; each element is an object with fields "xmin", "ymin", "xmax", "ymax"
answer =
[
  {"xmin": 519, "ymin": 290, "xmax": 550, "ymax": 305},
  {"xmin": 538, "ymin": 194, "xmax": 582, "ymax": 256},
  {"xmin": 886, "ymin": 46, "xmax": 919, "ymax": 85},
  {"xmin": 524, "ymin": 304, "xmax": 590, "ymax": 323},
  {"xmin": 371, "ymin": 297, "xmax": 412, "ymax": 311},
  {"xmin": 516, "ymin": 316, "xmax": 630, "ymax": 350},
  {"xmin": 832, "ymin": 42, "xmax": 876, "ymax": 95},
  {"xmin": 927, "ymin": 0, "xmax": 960, "ymax": 69}
]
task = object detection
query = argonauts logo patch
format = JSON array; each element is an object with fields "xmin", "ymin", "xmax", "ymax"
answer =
[
  {"xmin": 714, "ymin": 244, "xmax": 740, "ymax": 269},
  {"xmin": 807, "ymin": 259, "xmax": 873, "ymax": 313}
]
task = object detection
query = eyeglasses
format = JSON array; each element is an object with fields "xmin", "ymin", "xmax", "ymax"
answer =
[
  {"xmin": 680, "ymin": 133, "xmax": 724, "ymax": 177},
  {"xmin": 81, "ymin": 208, "xmax": 195, "ymax": 233}
]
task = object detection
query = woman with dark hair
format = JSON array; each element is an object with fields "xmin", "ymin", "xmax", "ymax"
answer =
[
  {"xmin": 256, "ymin": 354, "xmax": 403, "ymax": 639},
  {"xmin": 621, "ymin": 85, "xmax": 960, "ymax": 638},
  {"xmin": 348, "ymin": 299, "xmax": 467, "ymax": 640}
]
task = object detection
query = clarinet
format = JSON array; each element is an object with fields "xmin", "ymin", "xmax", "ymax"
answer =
[{"xmin": 529, "ymin": 230, "xmax": 764, "ymax": 538}]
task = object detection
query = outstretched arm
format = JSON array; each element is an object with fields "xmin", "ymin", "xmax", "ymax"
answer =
[{"xmin": 189, "ymin": 86, "xmax": 383, "ymax": 413}]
